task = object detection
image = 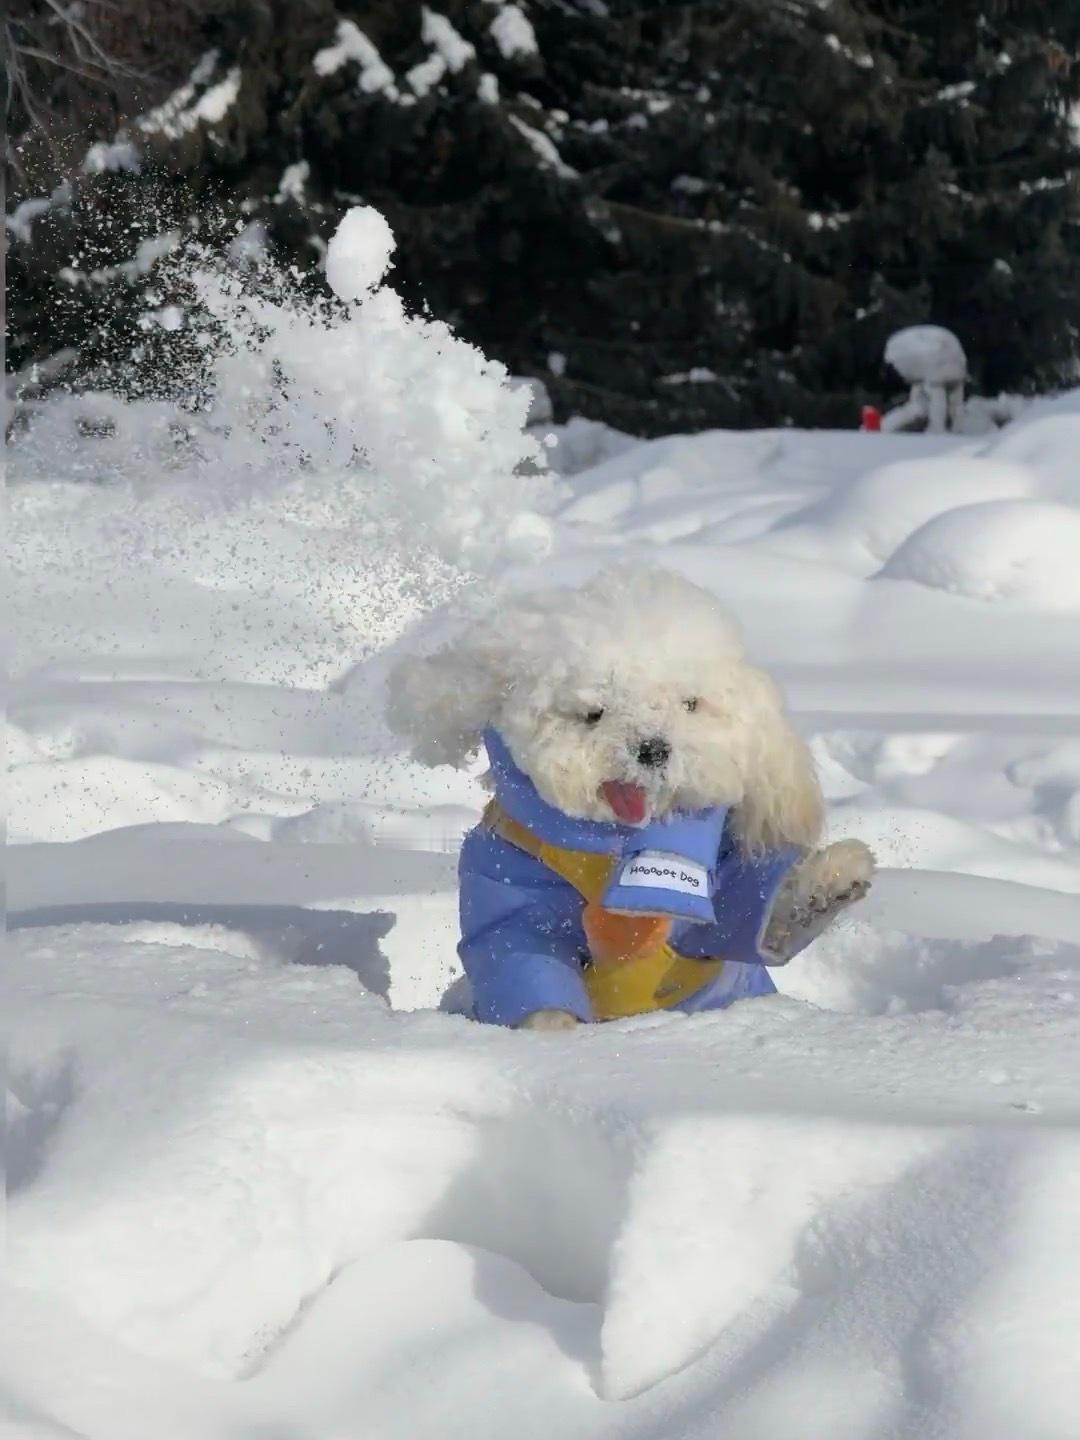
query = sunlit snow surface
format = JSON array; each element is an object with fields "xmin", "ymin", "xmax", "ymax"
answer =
[{"xmin": 7, "ymin": 376, "xmax": 1080, "ymax": 1437}]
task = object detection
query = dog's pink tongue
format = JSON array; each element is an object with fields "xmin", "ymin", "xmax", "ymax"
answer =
[{"xmin": 600, "ymin": 780, "xmax": 648, "ymax": 826}]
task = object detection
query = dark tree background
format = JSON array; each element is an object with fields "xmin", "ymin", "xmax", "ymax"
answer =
[{"xmin": 6, "ymin": 0, "xmax": 1080, "ymax": 432}]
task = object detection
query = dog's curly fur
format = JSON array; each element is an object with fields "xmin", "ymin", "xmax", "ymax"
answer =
[
  {"xmin": 389, "ymin": 566, "xmax": 825, "ymax": 855},
  {"xmin": 388, "ymin": 566, "xmax": 873, "ymax": 1015}
]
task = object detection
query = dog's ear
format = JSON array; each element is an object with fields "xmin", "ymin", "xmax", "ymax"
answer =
[
  {"xmin": 386, "ymin": 632, "xmax": 509, "ymax": 769},
  {"xmin": 729, "ymin": 666, "xmax": 824, "ymax": 855}
]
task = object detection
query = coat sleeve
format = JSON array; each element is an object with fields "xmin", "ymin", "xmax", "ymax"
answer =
[
  {"xmin": 458, "ymin": 828, "xmax": 594, "ymax": 1027},
  {"xmin": 676, "ymin": 829, "xmax": 803, "ymax": 967}
]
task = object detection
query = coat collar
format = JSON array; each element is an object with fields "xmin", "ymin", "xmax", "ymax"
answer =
[
  {"xmin": 483, "ymin": 727, "xmax": 727, "ymax": 857},
  {"xmin": 484, "ymin": 727, "xmax": 627, "ymax": 852}
]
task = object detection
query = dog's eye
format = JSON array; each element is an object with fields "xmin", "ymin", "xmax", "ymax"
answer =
[
  {"xmin": 581, "ymin": 708, "xmax": 605, "ymax": 726},
  {"xmin": 683, "ymin": 698, "xmax": 699, "ymax": 713}
]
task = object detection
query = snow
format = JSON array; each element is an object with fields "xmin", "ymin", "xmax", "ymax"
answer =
[
  {"xmin": 421, "ymin": 7, "xmax": 477, "ymax": 72},
  {"xmin": 407, "ymin": 7, "xmax": 476, "ymax": 94},
  {"xmin": 274, "ymin": 159, "xmax": 310, "ymax": 205},
  {"xmin": 406, "ymin": 50, "xmax": 448, "ymax": 97},
  {"xmin": 227, "ymin": 218, "xmax": 268, "ymax": 264},
  {"xmin": 660, "ymin": 367, "xmax": 719, "ymax": 385},
  {"xmin": 7, "ymin": 914, "xmax": 1080, "ymax": 1433},
  {"xmin": 5, "ymin": 195, "xmax": 55, "ymax": 243},
  {"xmin": 824, "ymin": 32, "xmax": 875, "ymax": 68},
  {"xmin": 312, "ymin": 18, "xmax": 399, "ymax": 99},
  {"xmin": 879, "ymin": 499, "xmax": 1080, "ymax": 609},
  {"xmin": 324, "ymin": 203, "xmax": 396, "ymax": 296},
  {"xmin": 57, "ymin": 230, "xmax": 181, "ymax": 288},
  {"xmin": 490, "ymin": 5, "xmax": 539, "ymax": 59},
  {"xmin": 936, "ymin": 80, "xmax": 977, "ymax": 104},
  {"xmin": 7, "ymin": 205, "xmax": 1080, "ymax": 1437},
  {"xmin": 990, "ymin": 412, "xmax": 1080, "ymax": 500},
  {"xmin": 773, "ymin": 453, "xmax": 1033, "ymax": 571},
  {"xmin": 509, "ymin": 114, "xmax": 579, "ymax": 178},
  {"xmin": 144, "ymin": 304, "xmax": 185, "ymax": 332},
  {"xmin": 514, "ymin": 373, "xmax": 554, "ymax": 425},
  {"xmin": 137, "ymin": 54, "xmax": 242, "ymax": 140},
  {"xmin": 187, "ymin": 70, "xmax": 242, "ymax": 127},
  {"xmin": 82, "ymin": 138, "xmax": 140, "ymax": 175},
  {"xmin": 5, "ymin": 182, "xmax": 72, "ymax": 244},
  {"xmin": 885, "ymin": 324, "xmax": 968, "ymax": 385}
]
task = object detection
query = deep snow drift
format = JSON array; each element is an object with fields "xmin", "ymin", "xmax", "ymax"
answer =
[{"xmin": 7, "ymin": 214, "xmax": 1080, "ymax": 1440}]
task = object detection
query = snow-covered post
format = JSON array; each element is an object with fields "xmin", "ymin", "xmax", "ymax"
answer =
[{"xmin": 882, "ymin": 326, "xmax": 967, "ymax": 434}]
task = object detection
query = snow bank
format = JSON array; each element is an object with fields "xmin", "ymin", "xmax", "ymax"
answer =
[
  {"xmin": 879, "ymin": 498, "xmax": 1080, "ymax": 610},
  {"xmin": 989, "ymin": 413, "xmax": 1080, "ymax": 503},
  {"xmin": 781, "ymin": 454, "xmax": 1033, "ymax": 569},
  {"xmin": 7, "ymin": 917, "xmax": 1080, "ymax": 1434},
  {"xmin": 770, "ymin": 405, "xmax": 1080, "ymax": 589}
]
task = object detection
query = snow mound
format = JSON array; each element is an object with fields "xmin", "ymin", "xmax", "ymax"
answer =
[
  {"xmin": 8, "ymin": 915, "xmax": 1080, "ymax": 1435},
  {"xmin": 786, "ymin": 454, "xmax": 1032, "ymax": 566},
  {"xmin": 987, "ymin": 413, "xmax": 1080, "ymax": 504},
  {"xmin": 884, "ymin": 324, "xmax": 967, "ymax": 384},
  {"xmin": 879, "ymin": 499, "xmax": 1080, "ymax": 610}
]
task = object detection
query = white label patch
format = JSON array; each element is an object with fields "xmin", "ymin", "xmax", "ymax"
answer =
[{"xmin": 619, "ymin": 851, "xmax": 708, "ymax": 896}]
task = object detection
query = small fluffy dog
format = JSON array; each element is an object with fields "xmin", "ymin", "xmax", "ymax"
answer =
[{"xmin": 389, "ymin": 567, "xmax": 873, "ymax": 1029}]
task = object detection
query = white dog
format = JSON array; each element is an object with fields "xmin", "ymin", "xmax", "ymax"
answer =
[{"xmin": 389, "ymin": 567, "xmax": 872, "ymax": 1029}]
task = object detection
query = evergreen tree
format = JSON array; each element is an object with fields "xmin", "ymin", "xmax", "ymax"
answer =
[{"xmin": 7, "ymin": 0, "xmax": 1080, "ymax": 432}]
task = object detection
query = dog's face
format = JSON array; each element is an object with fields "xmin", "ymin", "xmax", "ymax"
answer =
[
  {"xmin": 389, "ymin": 566, "xmax": 824, "ymax": 851},
  {"xmin": 494, "ymin": 626, "xmax": 747, "ymax": 827}
]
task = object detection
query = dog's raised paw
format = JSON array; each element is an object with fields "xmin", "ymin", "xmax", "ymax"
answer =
[{"xmin": 762, "ymin": 838, "xmax": 875, "ymax": 961}]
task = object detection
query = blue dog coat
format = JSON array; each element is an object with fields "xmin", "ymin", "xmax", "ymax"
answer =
[{"xmin": 458, "ymin": 730, "xmax": 804, "ymax": 1027}]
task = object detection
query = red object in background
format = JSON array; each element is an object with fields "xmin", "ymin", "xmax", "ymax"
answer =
[{"xmin": 861, "ymin": 405, "xmax": 882, "ymax": 432}]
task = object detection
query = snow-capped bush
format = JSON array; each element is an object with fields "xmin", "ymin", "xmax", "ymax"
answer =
[
  {"xmin": 884, "ymin": 325, "xmax": 967, "ymax": 385},
  {"xmin": 10, "ymin": 207, "xmax": 555, "ymax": 570}
]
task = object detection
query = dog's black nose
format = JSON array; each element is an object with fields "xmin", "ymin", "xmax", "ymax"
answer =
[{"xmin": 636, "ymin": 736, "xmax": 671, "ymax": 769}]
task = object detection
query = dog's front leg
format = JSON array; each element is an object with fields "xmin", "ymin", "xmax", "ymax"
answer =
[{"xmin": 762, "ymin": 839, "xmax": 875, "ymax": 962}]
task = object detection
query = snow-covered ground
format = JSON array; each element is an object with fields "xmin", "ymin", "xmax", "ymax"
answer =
[{"xmin": 7, "ymin": 225, "xmax": 1080, "ymax": 1437}]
